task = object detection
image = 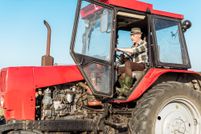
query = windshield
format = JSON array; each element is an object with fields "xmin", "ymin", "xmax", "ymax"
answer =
[
  {"xmin": 154, "ymin": 18, "xmax": 185, "ymax": 65},
  {"xmin": 74, "ymin": 0, "xmax": 113, "ymax": 61}
]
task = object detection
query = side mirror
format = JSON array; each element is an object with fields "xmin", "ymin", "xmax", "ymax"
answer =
[
  {"xmin": 100, "ymin": 9, "xmax": 109, "ymax": 32},
  {"xmin": 182, "ymin": 20, "xmax": 192, "ymax": 32}
]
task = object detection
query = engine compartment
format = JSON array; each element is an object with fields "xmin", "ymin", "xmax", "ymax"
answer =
[
  {"xmin": 35, "ymin": 82, "xmax": 105, "ymax": 121},
  {"xmin": 32, "ymin": 82, "xmax": 133, "ymax": 133}
]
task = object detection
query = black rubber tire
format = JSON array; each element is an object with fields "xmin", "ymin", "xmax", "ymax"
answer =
[{"xmin": 129, "ymin": 81, "xmax": 201, "ymax": 134}]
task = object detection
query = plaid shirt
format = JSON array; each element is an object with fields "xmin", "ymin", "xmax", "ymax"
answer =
[{"xmin": 131, "ymin": 40, "xmax": 148, "ymax": 63}]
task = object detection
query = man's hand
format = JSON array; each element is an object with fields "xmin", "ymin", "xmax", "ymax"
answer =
[{"xmin": 115, "ymin": 48, "xmax": 119, "ymax": 51}]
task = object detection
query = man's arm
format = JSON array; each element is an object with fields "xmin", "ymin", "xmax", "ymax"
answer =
[
  {"xmin": 132, "ymin": 42, "xmax": 147, "ymax": 54},
  {"xmin": 116, "ymin": 48, "xmax": 133, "ymax": 55}
]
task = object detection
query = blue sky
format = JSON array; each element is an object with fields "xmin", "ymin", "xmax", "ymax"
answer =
[{"xmin": 0, "ymin": 0, "xmax": 200, "ymax": 71}]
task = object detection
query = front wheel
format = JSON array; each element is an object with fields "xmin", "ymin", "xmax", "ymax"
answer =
[{"xmin": 129, "ymin": 81, "xmax": 201, "ymax": 134}]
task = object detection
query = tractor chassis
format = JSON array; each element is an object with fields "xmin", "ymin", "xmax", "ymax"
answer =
[{"xmin": 0, "ymin": 119, "xmax": 100, "ymax": 133}]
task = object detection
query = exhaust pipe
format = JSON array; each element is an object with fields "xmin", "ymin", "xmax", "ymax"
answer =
[{"xmin": 41, "ymin": 20, "xmax": 54, "ymax": 66}]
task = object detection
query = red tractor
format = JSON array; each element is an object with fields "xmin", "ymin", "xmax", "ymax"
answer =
[{"xmin": 0, "ymin": 0, "xmax": 201, "ymax": 133}]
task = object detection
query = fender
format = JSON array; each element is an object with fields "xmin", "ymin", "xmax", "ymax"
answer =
[
  {"xmin": 114, "ymin": 68, "xmax": 201, "ymax": 103},
  {"xmin": 0, "ymin": 65, "xmax": 83, "ymax": 120}
]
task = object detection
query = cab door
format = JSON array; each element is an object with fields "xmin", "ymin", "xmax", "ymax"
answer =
[{"xmin": 70, "ymin": 0, "xmax": 115, "ymax": 97}]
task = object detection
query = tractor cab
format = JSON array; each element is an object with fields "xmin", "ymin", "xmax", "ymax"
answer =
[{"xmin": 70, "ymin": 0, "xmax": 191, "ymax": 99}]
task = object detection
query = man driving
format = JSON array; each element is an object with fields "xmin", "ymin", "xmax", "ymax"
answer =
[{"xmin": 116, "ymin": 27, "xmax": 148, "ymax": 98}]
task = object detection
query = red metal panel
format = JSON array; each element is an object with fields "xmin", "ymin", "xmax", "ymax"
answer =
[
  {"xmin": 3, "ymin": 67, "xmax": 35, "ymax": 120},
  {"xmin": 102, "ymin": 0, "xmax": 183, "ymax": 19},
  {"xmin": 108, "ymin": 0, "xmax": 153, "ymax": 12},
  {"xmin": 80, "ymin": 4, "xmax": 103, "ymax": 19},
  {"xmin": 81, "ymin": 0, "xmax": 183, "ymax": 20},
  {"xmin": 33, "ymin": 65, "xmax": 83, "ymax": 88},
  {"xmin": 152, "ymin": 9, "xmax": 184, "ymax": 20},
  {"xmin": 0, "ymin": 65, "xmax": 83, "ymax": 120},
  {"xmin": 114, "ymin": 68, "xmax": 200, "ymax": 103}
]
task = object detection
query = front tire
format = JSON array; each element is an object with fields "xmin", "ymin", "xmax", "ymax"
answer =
[{"xmin": 129, "ymin": 81, "xmax": 201, "ymax": 134}]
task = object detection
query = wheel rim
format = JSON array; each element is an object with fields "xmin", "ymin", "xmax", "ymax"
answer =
[{"xmin": 155, "ymin": 98, "xmax": 200, "ymax": 134}]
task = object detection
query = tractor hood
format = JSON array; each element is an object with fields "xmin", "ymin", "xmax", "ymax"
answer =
[{"xmin": 0, "ymin": 65, "xmax": 83, "ymax": 120}]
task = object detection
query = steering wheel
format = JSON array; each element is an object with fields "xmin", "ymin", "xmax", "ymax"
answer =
[
  {"xmin": 116, "ymin": 49, "xmax": 133, "ymax": 61},
  {"xmin": 115, "ymin": 50, "xmax": 133, "ymax": 68}
]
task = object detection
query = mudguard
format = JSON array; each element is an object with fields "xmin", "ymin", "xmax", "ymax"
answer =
[{"xmin": 114, "ymin": 68, "xmax": 201, "ymax": 103}]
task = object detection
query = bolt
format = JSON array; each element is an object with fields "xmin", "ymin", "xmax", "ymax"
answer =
[{"xmin": 194, "ymin": 119, "xmax": 198, "ymax": 126}]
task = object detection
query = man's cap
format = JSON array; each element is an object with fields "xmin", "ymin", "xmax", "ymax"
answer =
[{"xmin": 131, "ymin": 27, "xmax": 142, "ymax": 35}]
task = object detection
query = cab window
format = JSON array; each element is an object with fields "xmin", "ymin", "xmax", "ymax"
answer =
[{"xmin": 154, "ymin": 17, "xmax": 188, "ymax": 65}]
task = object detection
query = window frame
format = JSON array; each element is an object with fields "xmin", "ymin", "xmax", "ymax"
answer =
[
  {"xmin": 70, "ymin": 0, "xmax": 116, "ymax": 97},
  {"xmin": 152, "ymin": 15, "xmax": 191, "ymax": 69}
]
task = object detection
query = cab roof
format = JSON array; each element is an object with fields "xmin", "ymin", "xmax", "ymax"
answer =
[{"xmin": 99, "ymin": 0, "xmax": 184, "ymax": 19}]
